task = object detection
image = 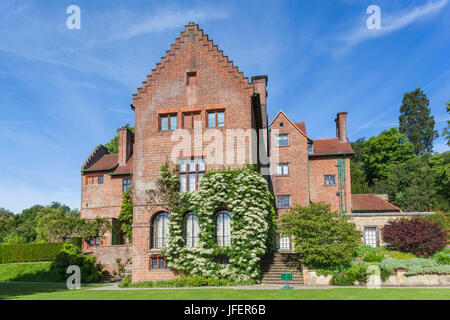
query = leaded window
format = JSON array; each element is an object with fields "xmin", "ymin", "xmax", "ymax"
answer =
[
  {"xmin": 364, "ymin": 227, "xmax": 378, "ymax": 248},
  {"xmin": 215, "ymin": 210, "xmax": 231, "ymax": 247},
  {"xmin": 152, "ymin": 212, "xmax": 169, "ymax": 249},
  {"xmin": 277, "ymin": 195, "xmax": 290, "ymax": 209},
  {"xmin": 324, "ymin": 175, "xmax": 336, "ymax": 186},
  {"xmin": 276, "ymin": 163, "xmax": 289, "ymax": 176},
  {"xmin": 183, "ymin": 212, "xmax": 199, "ymax": 247},
  {"xmin": 276, "ymin": 134, "xmax": 289, "ymax": 147},
  {"xmin": 122, "ymin": 178, "xmax": 132, "ymax": 193},
  {"xmin": 179, "ymin": 158, "xmax": 206, "ymax": 193}
]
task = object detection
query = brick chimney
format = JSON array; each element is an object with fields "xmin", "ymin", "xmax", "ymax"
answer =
[
  {"xmin": 252, "ymin": 75, "xmax": 268, "ymax": 128},
  {"xmin": 335, "ymin": 112, "xmax": 348, "ymax": 143},
  {"xmin": 117, "ymin": 128, "xmax": 134, "ymax": 166}
]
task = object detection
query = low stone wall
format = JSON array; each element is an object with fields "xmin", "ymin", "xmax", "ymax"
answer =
[
  {"xmin": 303, "ymin": 267, "xmax": 450, "ymax": 287},
  {"xmin": 302, "ymin": 267, "xmax": 333, "ymax": 286},
  {"xmin": 86, "ymin": 245, "xmax": 131, "ymax": 274},
  {"xmin": 383, "ymin": 271, "xmax": 450, "ymax": 287}
]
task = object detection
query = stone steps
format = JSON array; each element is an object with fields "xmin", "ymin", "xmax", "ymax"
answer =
[{"xmin": 260, "ymin": 253, "xmax": 303, "ymax": 285}]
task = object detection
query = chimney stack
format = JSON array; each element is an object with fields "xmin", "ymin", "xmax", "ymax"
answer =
[
  {"xmin": 251, "ymin": 75, "xmax": 268, "ymax": 128},
  {"xmin": 117, "ymin": 127, "xmax": 134, "ymax": 166},
  {"xmin": 335, "ymin": 112, "xmax": 348, "ymax": 143}
]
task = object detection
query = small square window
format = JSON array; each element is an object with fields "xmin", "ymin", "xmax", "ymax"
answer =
[
  {"xmin": 98, "ymin": 176, "xmax": 104, "ymax": 184},
  {"xmin": 277, "ymin": 195, "xmax": 290, "ymax": 208},
  {"xmin": 276, "ymin": 134, "xmax": 289, "ymax": 147},
  {"xmin": 207, "ymin": 110, "xmax": 225, "ymax": 128},
  {"xmin": 276, "ymin": 163, "xmax": 289, "ymax": 176},
  {"xmin": 324, "ymin": 175, "xmax": 336, "ymax": 186},
  {"xmin": 160, "ymin": 114, "xmax": 177, "ymax": 131}
]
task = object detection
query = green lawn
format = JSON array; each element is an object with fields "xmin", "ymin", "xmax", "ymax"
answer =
[
  {"xmin": 0, "ymin": 283, "xmax": 449, "ymax": 300},
  {"xmin": 0, "ymin": 262, "xmax": 58, "ymax": 282}
]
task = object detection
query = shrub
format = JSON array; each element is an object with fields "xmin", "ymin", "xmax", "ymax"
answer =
[
  {"xmin": 0, "ymin": 243, "xmax": 65, "ymax": 264},
  {"xmin": 69, "ymin": 237, "xmax": 82, "ymax": 249},
  {"xmin": 363, "ymin": 252, "xmax": 384, "ymax": 263},
  {"xmin": 382, "ymin": 217, "xmax": 446, "ymax": 257},
  {"xmin": 50, "ymin": 244, "xmax": 103, "ymax": 283},
  {"xmin": 331, "ymin": 264, "xmax": 368, "ymax": 286},
  {"xmin": 432, "ymin": 251, "xmax": 450, "ymax": 265},
  {"xmin": 119, "ymin": 275, "xmax": 255, "ymax": 288},
  {"xmin": 279, "ymin": 203, "xmax": 361, "ymax": 270},
  {"xmin": 379, "ymin": 258, "xmax": 450, "ymax": 280}
]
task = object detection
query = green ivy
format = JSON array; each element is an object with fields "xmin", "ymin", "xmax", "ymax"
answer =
[{"xmin": 163, "ymin": 165, "xmax": 275, "ymax": 283}]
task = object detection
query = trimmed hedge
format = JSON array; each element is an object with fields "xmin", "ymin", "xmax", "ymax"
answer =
[{"xmin": 0, "ymin": 243, "xmax": 65, "ymax": 264}]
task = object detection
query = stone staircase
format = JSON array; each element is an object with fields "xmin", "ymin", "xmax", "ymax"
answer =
[{"xmin": 260, "ymin": 253, "xmax": 303, "ymax": 285}]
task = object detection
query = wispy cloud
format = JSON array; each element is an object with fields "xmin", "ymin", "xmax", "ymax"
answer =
[{"xmin": 340, "ymin": 0, "xmax": 448, "ymax": 51}]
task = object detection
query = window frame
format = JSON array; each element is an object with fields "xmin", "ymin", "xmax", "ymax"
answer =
[
  {"xmin": 159, "ymin": 113, "xmax": 178, "ymax": 131},
  {"xmin": 276, "ymin": 195, "xmax": 291, "ymax": 209},
  {"xmin": 276, "ymin": 134, "xmax": 289, "ymax": 147},
  {"xmin": 324, "ymin": 175, "xmax": 336, "ymax": 186},
  {"xmin": 364, "ymin": 226, "xmax": 379, "ymax": 248},
  {"xmin": 122, "ymin": 177, "xmax": 132, "ymax": 193},
  {"xmin": 207, "ymin": 110, "xmax": 225, "ymax": 128},
  {"xmin": 98, "ymin": 175, "xmax": 104, "ymax": 185},
  {"xmin": 215, "ymin": 210, "xmax": 231, "ymax": 247},
  {"xmin": 276, "ymin": 163, "xmax": 290, "ymax": 176},
  {"xmin": 178, "ymin": 158, "xmax": 206, "ymax": 193},
  {"xmin": 151, "ymin": 212, "xmax": 170, "ymax": 249},
  {"xmin": 183, "ymin": 212, "xmax": 199, "ymax": 247}
]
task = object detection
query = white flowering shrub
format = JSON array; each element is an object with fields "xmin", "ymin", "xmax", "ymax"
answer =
[{"xmin": 164, "ymin": 166, "xmax": 275, "ymax": 283}]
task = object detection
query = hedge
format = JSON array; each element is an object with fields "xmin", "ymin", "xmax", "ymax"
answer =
[{"xmin": 0, "ymin": 243, "xmax": 65, "ymax": 264}]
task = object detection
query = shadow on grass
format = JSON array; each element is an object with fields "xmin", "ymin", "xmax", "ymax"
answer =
[{"xmin": 0, "ymin": 282, "xmax": 70, "ymax": 300}]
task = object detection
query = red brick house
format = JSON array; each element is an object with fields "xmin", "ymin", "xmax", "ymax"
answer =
[{"xmin": 80, "ymin": 23, "xmax": 403, "ymax": 282}]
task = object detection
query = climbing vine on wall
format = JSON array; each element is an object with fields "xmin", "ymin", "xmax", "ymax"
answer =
[{"xmin": 163, "ymin": 165, "xmax": 275, "ymax": 283}]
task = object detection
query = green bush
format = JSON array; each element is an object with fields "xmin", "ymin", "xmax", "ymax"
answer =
[
  {"xmin": 379, "ymin": 258, "xmax": 450, "ymax": 280},
  {"xmin": 0, "ymin": 243, "xmax": 65, "ymax": 264},
  {"xmin": 279, "ymin": 203, "xmax": 361, "ymax": 270},
  {"xmin": 331, "ymin": 264, "xmax": 368, "ymax": 286},
  {"xmin": 363, "ymin": 252, "xmax": 384, "ymax": 263},
  {"xmin": 432, "ymin": 251, "xmax": 450, "ymax": 265},
  {"xmin": 69, "ymin": 237, "xmax": 82, "ymax": 249},
  {"xmin": 119, "ymin": 275, "xmax": 256, "ymax": 288},
  {"xmin": 50, "ymin": 244, "xmax": 103, "ymax": 283}
]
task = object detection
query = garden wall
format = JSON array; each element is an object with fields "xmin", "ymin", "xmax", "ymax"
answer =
[
  {"xmin": 86, "ymin": 245, "xmax": 131, "ymax": 274},
  {"xmin": 302, "ymin": 267, "xmax": 450, "ymax": 287}
]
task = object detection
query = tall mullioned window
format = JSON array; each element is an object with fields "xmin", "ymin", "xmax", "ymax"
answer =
[
  {"xmin": 179, "ymin": 158, "xmax": 206, "ymax": 193},
  {"xmin": 152, "ymin": 212, "xmax": 169, "ymax": 249},
  {"xmin": 215, "ymin": 210, "xmax": 231, "ymax": 247},
  {"xmin": 183, "ymin": 212, "xmax": 199, "ymax": 247}
]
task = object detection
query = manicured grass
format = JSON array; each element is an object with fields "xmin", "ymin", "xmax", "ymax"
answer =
[
  {"xmin": 0, "ymin": 283, "xmax": 449, "ymax": 300},
  {"xmin": 0, "ymin": 262, "xmax": 58, "ymax": 282}
]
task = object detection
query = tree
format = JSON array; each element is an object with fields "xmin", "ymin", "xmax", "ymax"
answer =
[
  {"xmin": 119, "ymin": 190, "xmax": 133, "ymax": 243},
  {"xmin": 382, "ymin": 217, "xmax": 446, "ymax": 257},
  {"xmin": 374, "ymin": 156, "xmax": 434, "ymax": 212},
  {"xmin": 350, "ymin": 161, "xmax": 372, "ymax": 194},
  {"xmin": 0, "ymin": 208, "xmax": 13, "ymax": 233},
  {"xmin": 350, "ymin": 138, "xmax": 366, "ymax": 163},
  {"xmin": 443, "ymin": 101, "xmax": 450, "ymax": 147},
  {"xmin": 362, "ymin": 128, "xmax": 415, "ymax": 184},
  {"xmin": 278, "ymin": 203, "xmax": 361, "ymax": 270},
  {"xmin": 105, "ymin": 124, "xmax": 135, "ymax": 154},
  {"xmin": 399, "ymin": 88, "xmax": 438, "ymax": 156}
]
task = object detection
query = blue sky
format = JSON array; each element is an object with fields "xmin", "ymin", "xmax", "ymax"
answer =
[{"xmin": 0, "ymin": 0, "xmax": 449, "ymax": 213}]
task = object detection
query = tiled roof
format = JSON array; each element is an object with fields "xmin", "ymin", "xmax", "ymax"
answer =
[
  {"xmin": 310, "ymin": 138, "xmax": 354, "ymax": 156},
  {"xmin": 111, "ymin": 155, "xmax": 133, "ymax": 175},
  {"xmin": 294, "ymin": 122, "xmax": 307, "ymax": 135},
  {"xmin": 352, "ymin": 194, "xmax": 401, "ymax": 212},
  {"xmin": 83, "ymin": 154, "xmax": 118, "ymax": 172}
]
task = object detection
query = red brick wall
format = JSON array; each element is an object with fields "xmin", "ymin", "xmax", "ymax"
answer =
[
  {"xmin": 270, "ymin": 112, "xmax": 309, "ymax": 217},
  {"xmin": 308, "ymin": 155, "xmax": 351, "ymax": 212},
  {"xmin": 130, "ymin": 24, "xmax": 262, "ymax": 282},
  {"xmin": 86, "ymin": 245, "xmax": 131, "ymax": 274}
]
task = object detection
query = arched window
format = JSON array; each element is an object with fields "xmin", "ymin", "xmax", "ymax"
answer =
[
  {"xmin": 152, "ymin": 212, "xmax": 169, "ymax": 249},
  {"xmin": 183, "ymin": 212, "xmax": 199, "ymax": 247},
  {"xmin": 215, "ymin": 210, "xmax": 231, "ymax": 247}
]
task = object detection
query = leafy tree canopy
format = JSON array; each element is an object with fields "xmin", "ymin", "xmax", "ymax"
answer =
[
  {"xmin": 399, "ymin": 88, "xmax": 438, "ymax": 156},
  {"xmin": 443, "ymin": 101, "xmax": 450, "ymax": 147},
  {"xmin": 362, "ymin": 127, "xmax": 415, "ymax": 184},
  {"xmin": 278, "ymin": 203, "xmax": 361, "ymax": 270}
]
